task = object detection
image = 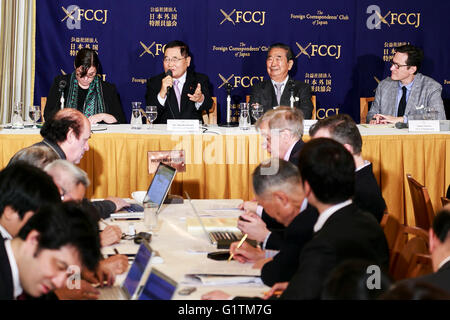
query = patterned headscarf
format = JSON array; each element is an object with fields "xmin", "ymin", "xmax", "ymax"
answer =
[{"xmin": 66, "ymin": 72, "xmax": 105, "ymax": 117}]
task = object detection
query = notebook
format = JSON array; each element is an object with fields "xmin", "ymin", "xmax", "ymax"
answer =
[
  {"xmin": 98, "ymin": 240, "xmax": 153, "ymax": 300},
  {"xmin": 137, "ymin": 267, "xmax": 178, "ymax": 300},
  {"xmin": 111, "ymin": 162, "xmax": 177, "ymax": 219},
  {"xmin": 185, "ymin": 191, "xmax": 242, "ymax": 249}
]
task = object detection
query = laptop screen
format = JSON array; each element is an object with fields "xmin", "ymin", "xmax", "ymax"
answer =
[
  {"xmin": 144, "ymin": 163, "xmax": 176, "ymax": 207},
  {"xmin": 138, "ymin": 268, "xmax": 178, "ymax": 300},
  {"xmin": 122, "ymin": 242, "xmax": 153, "ymax": 297}
]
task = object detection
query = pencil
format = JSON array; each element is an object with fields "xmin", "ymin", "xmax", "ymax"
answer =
[
  {"xmin": 227, "ymin": 233, "xmax": 248, "ymax": 262},
  {"xmin": 114, "ymin": 248, "xmax": 120, "ymax": 255}
]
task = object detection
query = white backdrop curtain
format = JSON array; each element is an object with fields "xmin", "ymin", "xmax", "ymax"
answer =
[{"xmin": 0, "ymin": 0, "xmax": 35, "ymax": 124}]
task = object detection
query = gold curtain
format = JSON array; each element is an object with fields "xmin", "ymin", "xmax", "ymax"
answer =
[{"xmin": 0, "ymin": 0, "xmax": 35, "ymax": 124}]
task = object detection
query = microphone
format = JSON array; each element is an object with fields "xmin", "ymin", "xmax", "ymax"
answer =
[
  {"xmin": 58, "ymin": 80, "xmax": 67, "ymax": 92},
  {"xmin": 163, "ymin": 70, "xmax": 176, "ymax": 120},
  {"xmin": 288, "ymin": 79, "xmax": 295, "ymax": 108},
  {"xmin": 58, "ymin": 80, "xmax": 67, "ymax": 109},
  {"xmin": 165, "ymin": 70, "xmax": 173, "ymax": 90},
  {"xmin": 395, "ymin": 121, "xmax": 408, "ymax": 129}
]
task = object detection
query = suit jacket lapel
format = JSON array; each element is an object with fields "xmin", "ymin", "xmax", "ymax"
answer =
[
  {"xmin": 405, "ymin": 73, "xmax": 422, "ymax": 115},
  {"xmin": 387, "ymin": 81, "xmax": 399, "ymax": 116},
  {"xmin": 180, "ymin": 71, "xmax": 195, "ymax": 113}
]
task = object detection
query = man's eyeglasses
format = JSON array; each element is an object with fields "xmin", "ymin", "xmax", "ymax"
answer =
[
  {"xmin": 390, "ymin": 61, "xmax": 409, "ymax": 69},
  {"xmin": 163, "ymin": 57, "xmax": 186, "ymax": 64}
]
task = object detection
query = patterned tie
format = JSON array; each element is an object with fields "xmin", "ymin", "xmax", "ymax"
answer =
[
  {"xmin": 274, "ymin": 83, "xmax": 283, "ymax": 105},
  {"xmin": 173, "ymin": 79, "xmax": 181, "ymax": 112},
  {"xmin": 397, "ymin": 86, "xmax": 407, "ymax": 117}
]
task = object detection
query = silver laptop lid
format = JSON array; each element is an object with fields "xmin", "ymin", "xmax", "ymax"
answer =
[
  {"xmin": 144, "ymin": 162, "xmax": 177, "ymax": 213},
  {"xmin": 184, "ymin": 191, "xmax": 216, "ymax": 245}
]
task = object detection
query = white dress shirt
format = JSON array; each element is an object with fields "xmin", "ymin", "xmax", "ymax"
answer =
[
  {"xmin": 158, "ymin": 71, "xmax": 203, "ymax": 110},
  {"xmin": 0, "ymin": 224, "xmax": 12, "ymax": 240},
  {"xmin": 313, "ymin": 199, "xmax": 353, "ymax": 233},
  {"xmin": 4, "ymin": 240, "xmax": 23, "ymax": 299}
]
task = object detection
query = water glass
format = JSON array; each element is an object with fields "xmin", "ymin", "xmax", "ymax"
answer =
[
  {"xmin": 12, "ymin": 101, "xmax": 24, "ymax": 129},
  {"xmin": 239, "ymin": 102, "xmax": 250, "ymax": 130},
  {"xmin": 131, "ymin": 102, "xmax": 142, "ymax": 129},
  {"xmin": 143, "ymin": 202, "xmax": 159, "ymax": 232},
  {"xmin": 28, "ymin": 105, "xmax": 41, "ymax": 129},
  {"xmin": 251, "ymin": 103, "xmax": 264, "ymax": 122},
  {"xmin": 145, "ymin": 105, "xmax": 157, "ymax": 129}
]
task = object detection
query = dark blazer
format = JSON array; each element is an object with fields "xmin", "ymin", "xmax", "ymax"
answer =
[
  {"xmin": 280, "ymin": 203, "xmax": 389, "ymax": 300},
  {"xmin": 411, "ymin": 260, "xmax": 450, "ymax": 294},
  {"xmin": 262, "ymin": 139, "xmax": 305, "ymax": 232},
  {"xmin": 145, "ymin": 70, "xmax": 213, "ymax": 124},
  {"xmin": 0, "ymin": 239, "xmax": 14, "ymax": 300},
  {"xmin": 249, "ymin": 77, "xmax": 313, "ymax": 119},
  {"xmin": 44, "ymin": 74, "xmax": 126, "ymax": 124},
  {"xmin": 261, "ymin": 205, "xmax": 318, "ymax": 286},
  {"xmin": 354, "ymin": 164, "xmax": 386, "ymax": 223}
]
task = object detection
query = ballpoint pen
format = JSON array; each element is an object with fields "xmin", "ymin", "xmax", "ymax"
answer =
[{"xmin": 227, "ymin": 233, "xmax": 248, "ymax": 262}]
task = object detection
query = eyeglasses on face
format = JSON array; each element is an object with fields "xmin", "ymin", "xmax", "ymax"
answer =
[
  {"xmin": 390, "ymin": 60, "xmax": 409, "ymax": 69},
  {"xmin": 163, "ymin": 57, "xmax": 186, "ymax": 64}
]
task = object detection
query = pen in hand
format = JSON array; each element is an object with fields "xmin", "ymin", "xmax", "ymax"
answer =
[{"xmin": 227, "ymin": 233, "xmax": 248, "ymax": 262}]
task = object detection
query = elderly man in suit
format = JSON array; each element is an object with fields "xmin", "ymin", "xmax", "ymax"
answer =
[
  {"xmin": 249, "ymin": 43, "xmax": 313, "ymax": 119},
  {"xmin": 368, "ymin": 44, "xmax": 445, "ymax": 124},
  {"xmin": 145, "ymin": 40, "xmax": 213, "ymax": 124}
]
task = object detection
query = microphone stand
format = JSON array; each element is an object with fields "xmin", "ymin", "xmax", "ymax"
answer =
[
  {"xmin": 288, "ymin": 79, "xmax": 295, "ymax": 108},
  {"xmin": 218, "ymin": 83, "xmax": 238, "ymax": 127}
]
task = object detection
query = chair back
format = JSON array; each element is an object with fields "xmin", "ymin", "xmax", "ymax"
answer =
[
  {"xmin": 360, "ymin": 97, "xmax": 374, "ymax": 124},
  {"xmin": 406, "ymin": 174, "xmax": 435, "ymax": 230},
  {"xmin": 380, "ymin": 214, "xmax": 401, "ymax": 257},
  {"xmin": 41, "ymin": 97, "xmax": 47, "ymax": 122},
  {"xmin": 390, "ymin": 224, "xmax": 429, "ymax": 281},
  {"xmin": 406, "ymin": 253, "xmax": 433, "ymax": 279},
  {"xmin": 202, "ymin": 97, "xmax": 217, "ymax": 125},
  {"xmin": 441, "ymin": 197, "xmax": 450, "ymax": 208}
]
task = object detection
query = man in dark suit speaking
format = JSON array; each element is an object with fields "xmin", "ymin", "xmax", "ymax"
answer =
[
  {"xmin": 145, "ymin": 40, "xmax": 213, "ymax": 124},
  {"xmin": 249, "ymin": 43, "xmax": 313, "ymax": 118}
]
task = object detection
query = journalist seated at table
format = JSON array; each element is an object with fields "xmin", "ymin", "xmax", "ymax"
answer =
[
  {"xmin": 145, "ymin": 40, "xmax": 213, "ymax": 124},
  {"xmin": 368, "ymin": 44, "xmax": 446, "ymax": 124},
  {"xmin": 44, "ymin": 48, "xmax": 126, "ymax": 124}
]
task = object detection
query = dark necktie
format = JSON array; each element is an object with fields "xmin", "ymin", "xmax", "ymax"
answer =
[{"xmin": 397, "ymin": 86, "xmax": 407, "ymax": 117}]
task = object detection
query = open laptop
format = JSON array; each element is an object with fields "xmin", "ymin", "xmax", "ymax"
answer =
[
  {"xmin": 98, "ymin": 240, "xmax": 153, "ymax": 300},
  {"xmin": 111, "ymin": 162, "xmax": 177, "ymax": 219},
  {"xmin": 137, "ymin": 267, "xmax": 178, "ymax": 300},
  {"xmin": 185, "ymin": 191, "xmax": 242, "ymax": 248}
]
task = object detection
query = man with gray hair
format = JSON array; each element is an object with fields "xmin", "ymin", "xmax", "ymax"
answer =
[{"xmin": 239, "ymin": 106, "xmax": 305, "ymax": 240}]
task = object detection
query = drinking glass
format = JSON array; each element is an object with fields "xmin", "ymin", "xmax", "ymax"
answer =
[
  {"xmin": 12, "ymin": 101, "xmax": 24, "ymax": 129},
  {"xmin": 28, "ymin": 105, "xmax": 41, "ymax": 129},
  {"xmin": 251, "ymin": 103, "xmax": 264, "ymax": 122},
  {"xmin": 143, "ymin": 202, "xmax": 159, "ymax": 233},
  {"xmin": 145, "ymin": 105, "xmax": 157, "ymax": 129},
  {"xmin": 131, "ymin": 102, "xmax": 142, "ymax": 129},
  {"xmin": 239, "ymin": 103, "xmax": 250, "ymax": 130}
]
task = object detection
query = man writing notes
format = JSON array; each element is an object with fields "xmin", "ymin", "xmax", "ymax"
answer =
[
  {"xmin": 368, "ymin": 44, "xmax": 446, "ymax": 124},
  {"xmin": 249, "ymin": 43, "xmax": 313, "ymax": 118},
  {"xmin": 145, "ymin": 40, "xmax": 213, "ymax": 124}
]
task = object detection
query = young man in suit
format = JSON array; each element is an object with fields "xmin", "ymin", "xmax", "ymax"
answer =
[
  {"xmin": 249, "ymin": 43, "xmax": 313, "ymax": 118},
  {"xmin": 145, "ymin": 40, "xmax": 213, "ymax": 123},
  {"xmin": 0, "ymin": 163, "xmax": 61, "ymax": 240},
  {"xmin": 202, "ymin": 138, "xmax": 389, "ymax": 300},
  {"xmin": 0, "ymin": 201, "xmax": 101, "ymax": 300},
  {"xmin": 309, "ymin": 114, "xmax": 386, "ymax": 222},
  {"xmin": 368, "ymin": 44, "xmax": 445, "ymax": 124},
  {"xmin": 406, "ymin": 208, "xmax": 450, "ymax": 294},
  {"xmin": 229, "ymin": 160, "xmax": 318, "ymax": 286}
]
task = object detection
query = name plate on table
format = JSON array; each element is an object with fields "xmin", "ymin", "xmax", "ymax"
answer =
[
  {"xmin": 303, "ymin": 120, "xmax": 318, "ymax": 135},
  {"xmin": 167, "ymin": 119, "xmax": 200, "ymax": 132},
  {"xmin": 408, "ymin": 120, "xmax": 440, "ymax": 132},
  {"xmin": 148, "ymin": 150, "xmax": 186, "ymax": 173}
]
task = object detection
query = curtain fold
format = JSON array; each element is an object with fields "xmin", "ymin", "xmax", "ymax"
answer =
[{"xmin": 0, "ymin": 0, "xmax": 35, "ymax": 124}]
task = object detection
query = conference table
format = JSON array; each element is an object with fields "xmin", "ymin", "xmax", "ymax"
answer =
[
  {"xmin": 0, "ymin": 123, "xmax": 449, "ymax": 227},
  {"xmin": 102, "ymin": 199, "xmax": 269, "ymax": 300}
]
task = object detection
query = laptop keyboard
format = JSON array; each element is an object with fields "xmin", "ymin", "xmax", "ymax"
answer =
[
  {"xmin": 123, "ymin": 204, "xmax": 144, "ymax": 212},
  {"xmin": 98, "ymin": 287, "xmax": 126, "ymax": 300},
  {"xmin": 210, "ymin": 231, "xmax": 240, "ymax": 242}
]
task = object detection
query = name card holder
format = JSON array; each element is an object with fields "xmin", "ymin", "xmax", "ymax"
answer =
[
  {"xmin": 303, "ymin": 120, "xmax": 318, "ymax": 135},
  {"xmin": 408, "ymin": 120, "xmax": 440, "ymax": 132},
  {"xmin": 167, "ymin": 119, "xmax": 200, "ymax": 132}
]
